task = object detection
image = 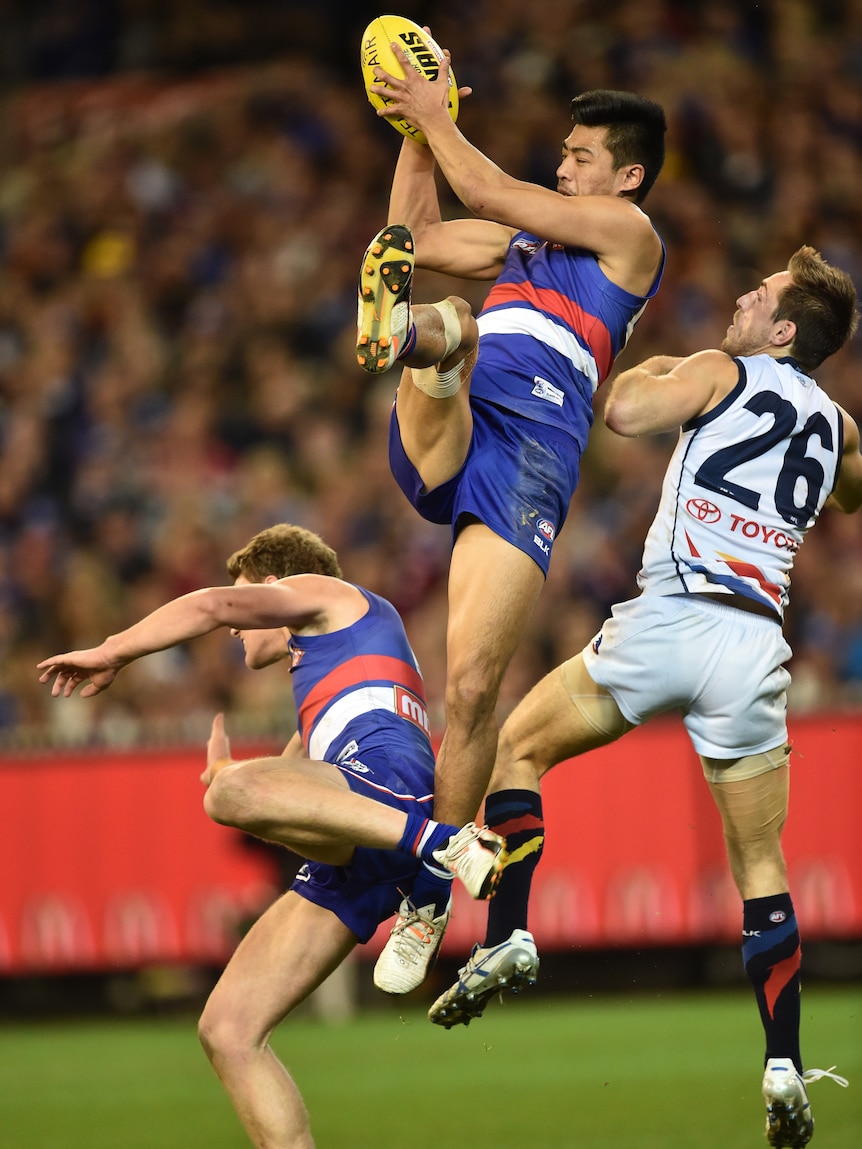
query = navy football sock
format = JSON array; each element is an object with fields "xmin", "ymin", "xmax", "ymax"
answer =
[
  {"xmin": 742, "ymin": 892, "xmax": 802, "ymax": 1071},
  {"xmin": 407, "ymin": 864, "xmax": 454, "ymax": 917},
  {"xmin": 397, "ymin": 810, "xmax": 458, "ymax": 865},
  {"xmin": 483, "ymin": 789, "xmax": 544, "ymax": 947}
]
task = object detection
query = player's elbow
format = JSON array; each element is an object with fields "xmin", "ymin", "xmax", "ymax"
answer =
[{"xmin": 603, "ymin": 394, "xmax": 641, "ymax": 437}]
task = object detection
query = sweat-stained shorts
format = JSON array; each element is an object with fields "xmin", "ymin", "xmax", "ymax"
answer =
[{"xmin": 389, "ymin": 395, "xmax": 581, "ymax": 577}]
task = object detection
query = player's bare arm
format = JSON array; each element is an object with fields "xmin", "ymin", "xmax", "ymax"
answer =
[
  {"xmin": 388, "ymin": 136, "xmax": 514, "ymax": 279},
  {"xmin": 36, "ymin": 577, "xmax": 367, "ymax": 698},
  {"xmin": 604, "ymin": 349, "xmax": 739, "ymax": 437},
  {"xmin": 826, "ymin": 406, "xmax": 862, "ymax": 513},
  {"xmin": 373, "ymin": 46, "xmax": 661, "ymax": 294}
]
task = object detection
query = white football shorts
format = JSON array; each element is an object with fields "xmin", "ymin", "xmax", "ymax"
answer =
[{"xmin": 581, "ymin": 593, "xmax": 792, "ymax": 759}]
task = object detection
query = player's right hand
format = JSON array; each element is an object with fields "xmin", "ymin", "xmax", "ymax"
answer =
[{"xmin": 36, "ymin": 649, "xmax": 119, "ymax": 697}]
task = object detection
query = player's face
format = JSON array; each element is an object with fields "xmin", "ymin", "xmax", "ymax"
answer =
[
  {"xmin": 556, "ymin": 125, "xmax": 634, "ymax": 197},
  {"xmin": 722, "ymin": 270, "xmax": 793, "ymax": 356},
  {"xmin": 230, "ymin": 575, "xmax": 289, "ymax": 669}
]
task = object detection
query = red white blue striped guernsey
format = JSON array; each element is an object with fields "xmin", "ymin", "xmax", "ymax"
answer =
[
  {"xmin": 469, "ymin": 228, "xmax": 665, "ymax": 451},
  {"xmin": 288, "ymin": 585, "xmax": 435, "ymax": 799}
]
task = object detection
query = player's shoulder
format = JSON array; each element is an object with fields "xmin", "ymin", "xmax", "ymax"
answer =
[{"xmin": 677, "ymin": 347, "xmax": 738, "ymax": 381}]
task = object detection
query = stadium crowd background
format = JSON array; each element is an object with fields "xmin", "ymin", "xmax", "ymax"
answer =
[{"xmin": 0, "ymin": 0, "xmax": 861, "ymax": 750}]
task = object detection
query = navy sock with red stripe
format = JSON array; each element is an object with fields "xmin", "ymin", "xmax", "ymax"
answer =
[
  {"xmin": 742, "ymin": 892, "xmax": 802, "ymax": 1071},
  {"xmin": 397, "ymin": 810, "xmax": 458, "ymax": 865},
  {"xmin": 483, "ymin": 789, "xmax": 544, "ymax": 947}
]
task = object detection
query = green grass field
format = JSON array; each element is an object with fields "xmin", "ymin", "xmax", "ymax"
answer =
[{"xmin": 1, "ymin": 986, "xmax": 860, "ymax": 1148}]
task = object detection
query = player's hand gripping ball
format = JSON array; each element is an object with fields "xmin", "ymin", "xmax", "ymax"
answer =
[{"xmin": 360, "ymin": 14, "xmax": 458, "ymax": 144}]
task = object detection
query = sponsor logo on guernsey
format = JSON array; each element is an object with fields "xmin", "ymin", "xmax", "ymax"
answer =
[
  {"xmin": 769, "ymin": 910, "xmax": 787, "ymax": 924},
  {"xmin": 531, "ymin": 375, "xmax": 565, "ymax": 406},
  {"xmin": 728, "ymin": 515, "xmax": 799, "ymax": 551},
  {"xmin": 686, "ymin": 498, "xmax": 721, "ymax": 523},
  {"xmin": 394, "ymin": 685, "xmax": 430, "ymax": 734}
]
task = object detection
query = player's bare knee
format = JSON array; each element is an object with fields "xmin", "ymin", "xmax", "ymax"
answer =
[
  {"xmin": 204, "ymin": 762, "xmax": 259, "ymax": 827},
  {"xmin": 444, "ymin": 668, "xmax": 500, "ymax": 728},
  {"xmin": 198, "ymin": 999, "xmax": 253, "ymax": 1065}
]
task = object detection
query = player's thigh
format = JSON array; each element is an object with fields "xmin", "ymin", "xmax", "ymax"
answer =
[
  {"xmin": 496, "ymin": 653, "xmax": 631, "ymax": 784},
  {"xmin": 394, "ymin": 364, "xmax": 474, "ymax": 486},
  {"xmin": 202, "ymin": 891, "xmax": 356, "ymax": 1041},
  {"xmin": 446, "ymin": 522, "xmax": 545, "ymax": 679},
  {"xmin": 705, "ymin": 753, "xmax": 790, "ymax": 845}
]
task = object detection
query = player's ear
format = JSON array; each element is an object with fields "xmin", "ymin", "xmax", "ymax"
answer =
[
  {"xmin": 618, "ymin": 162, "xmax": 645, "ymax": 195},
  {"xmin": 772, "ymin": 319, "xmax": 796, "ymax": 348}
]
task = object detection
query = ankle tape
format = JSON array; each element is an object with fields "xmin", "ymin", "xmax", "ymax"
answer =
[{"xmin": 431, "ymin": 299, "xmax": 462, "ymax": 360}]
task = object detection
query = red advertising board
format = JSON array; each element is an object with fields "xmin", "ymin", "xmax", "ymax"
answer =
[{"xmin": 1, "ymin": 715, "xmax": 859, "ymax": 974}]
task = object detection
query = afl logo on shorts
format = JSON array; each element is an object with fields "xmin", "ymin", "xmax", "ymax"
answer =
[
  {"xmin": 769, "ymin": 910, "xmax": 787, "ymax": 924},
  {"xmin": 537, "ymin": 519, "xmax": 556, "ymax": 540},
  {"xmin": 686, "ymin": 498, "xmax": 721, "ymax": 523}
]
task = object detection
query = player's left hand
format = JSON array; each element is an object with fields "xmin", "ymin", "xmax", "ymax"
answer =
[{"xmin": 203, "ymin": 711, "xmax": 233, "ymax": 786}]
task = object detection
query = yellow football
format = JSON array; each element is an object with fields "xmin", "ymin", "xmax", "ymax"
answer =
[{"xmin": 360, "ymin": 14, "xmax": 458, "ymax": 144}]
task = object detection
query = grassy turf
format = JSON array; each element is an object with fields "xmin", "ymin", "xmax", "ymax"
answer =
[{"xmin": 1, "ymin": 986, "xmax": 859, "ymax": 1148}]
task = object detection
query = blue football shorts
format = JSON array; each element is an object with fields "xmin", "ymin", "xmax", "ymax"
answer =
[
  {"xmin": 389, "ymin": 396, "xmax": 582, "ymax": 577},
  {"xmin": 289, "ymin": 754, "xmax": 433, "ymax": 944}
]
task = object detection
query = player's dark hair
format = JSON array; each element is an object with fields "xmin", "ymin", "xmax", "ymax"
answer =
[
  {"xmin": 227, "ymin": 524, "xmax": 342, "ymax": 582},
  {"xmin": 570, "ymin": 89, "xmax": 667, "ymax": 204},
  {"xmin": 774, "ymin": 246, "xmax": 859, "ymax": 372}
]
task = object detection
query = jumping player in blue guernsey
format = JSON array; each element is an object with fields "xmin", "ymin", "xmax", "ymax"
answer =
[
  {"xmin": 357, "ymin": 39, "xmax": 667, "ymax": 991},
  {"xmin": 36, "ymin": 523, "xmax": 505, "ymax": 1149}
]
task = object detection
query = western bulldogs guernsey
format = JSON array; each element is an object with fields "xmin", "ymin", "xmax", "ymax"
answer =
[
  {"xmin": 287, "ymin": 586, "xmax": 435, "ymax": 798},
  {"xmin": 638, "ymin": 355, "xmax": 844, "ymax": 620},
  {"xmin": 469, "ymin": 228, "xmax": 664, "ymax": 450}
]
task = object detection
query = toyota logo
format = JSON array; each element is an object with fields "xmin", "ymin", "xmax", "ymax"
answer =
[{"xmin": 686, "ymin": 498, "xmax": 721, "ymax": 523}]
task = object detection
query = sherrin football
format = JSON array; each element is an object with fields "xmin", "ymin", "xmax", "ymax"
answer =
[{"xmin": 360, "ymin": 14, "xmax": 458, "ymax": 144}]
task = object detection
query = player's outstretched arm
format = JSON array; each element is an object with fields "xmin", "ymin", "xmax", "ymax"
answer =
[
  {"xmin": 36, "ymin": 577, "xmax": 356, "ymax": 698},
  {"xmin": 604, "ymin": 349, "xmax": 739, "ymax": 437},
  {"xmin": 826, "ymin": 407, "xmax": 862, "ymax": 513}
]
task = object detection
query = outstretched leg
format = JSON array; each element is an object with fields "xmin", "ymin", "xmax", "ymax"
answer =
[{"xmin": 204, "ymin": 755, "xmax": 505, "ymax": 900}]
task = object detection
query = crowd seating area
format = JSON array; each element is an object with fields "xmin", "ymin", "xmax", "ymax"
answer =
[{"xmin": 1, "ymin": 0, "xmax": 860, "ymax": 746}]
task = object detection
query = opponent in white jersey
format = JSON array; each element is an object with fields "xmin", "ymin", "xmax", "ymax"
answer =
[
  {"xmin": 430, "ymin": 246, "xmax": 862, "ymax": 1149},
  {"xmin": 638, "ymin": 352, "xmax": 843, "ymax": 620}
]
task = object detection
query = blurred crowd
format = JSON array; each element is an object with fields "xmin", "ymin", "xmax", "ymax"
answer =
[{"xmin": 1, "ymin": 0, "xmax": 861, "ymax": 748}]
